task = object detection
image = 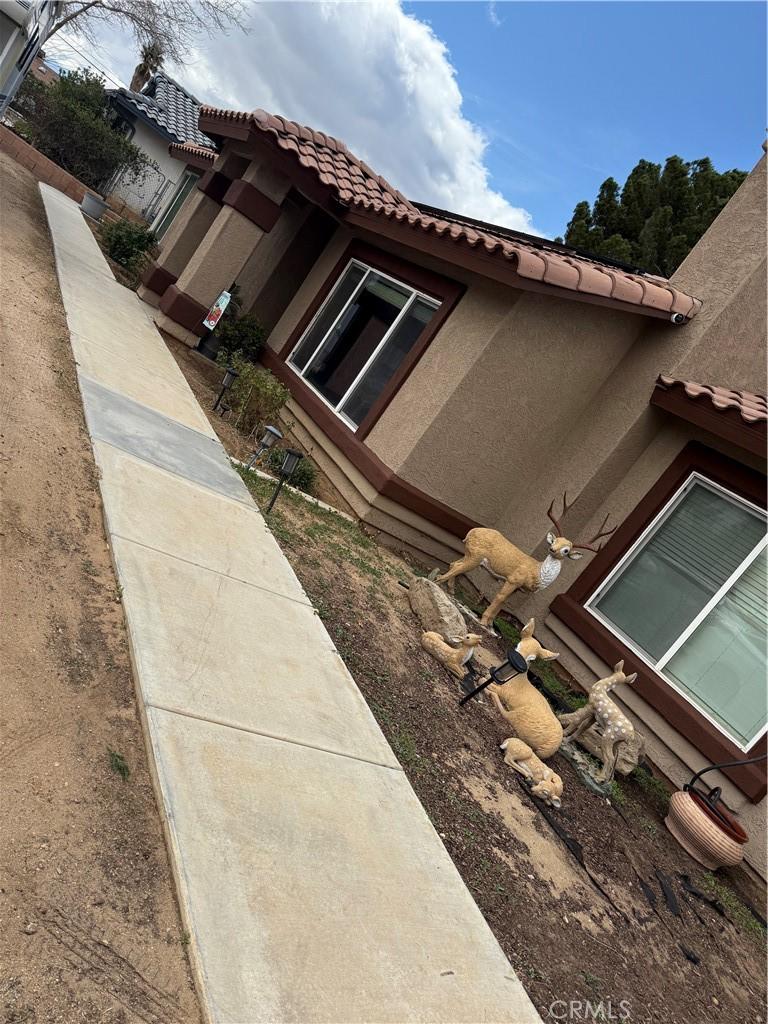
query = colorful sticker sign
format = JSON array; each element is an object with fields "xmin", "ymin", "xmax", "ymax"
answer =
[{"xmin": 203, "ymin": 290, "xmax": 231, "ymax": 331}]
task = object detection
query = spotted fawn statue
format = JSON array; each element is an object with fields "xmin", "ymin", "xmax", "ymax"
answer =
[
  {"xmin": 487, "ymin": 619, "xmax": 563, "ymax": 759},
  {"xmin": 421, "ymin": 631, "xmax": 483, "ymax": 680},
  {"xmin": 559, "ymin": 661, "xmax": 638, "ymax": 784},
  {"xmin": 435, "ymin": 494, "xmax": 616, "ymax": 627}
]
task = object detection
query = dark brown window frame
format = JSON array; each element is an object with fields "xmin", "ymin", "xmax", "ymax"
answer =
[
  {"xmin": 277, "ymin": 239, "xmax": 465, "ymax": 440},
  {"xmin": 551, "ymin": 442, "xmax": 767, "ymax": 802}
]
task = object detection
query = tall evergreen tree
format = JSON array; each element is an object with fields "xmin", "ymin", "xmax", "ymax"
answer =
[{"xmin": 558, "ymin": 154, "xmax": 747, "ymax": 276}]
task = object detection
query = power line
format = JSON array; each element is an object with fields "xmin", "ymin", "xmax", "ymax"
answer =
[{"xmin": 46, "ymin": 34, "xmax": 125, "ymax": 89}]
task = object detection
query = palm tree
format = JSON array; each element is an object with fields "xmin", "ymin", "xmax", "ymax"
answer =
[{"xmin": 129, "ymin": 40, "xmax": 165, "ymax": 93}]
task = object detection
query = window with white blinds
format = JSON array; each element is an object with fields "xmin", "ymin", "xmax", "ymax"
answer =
[{"xmin": 587, "ymin": 474, "xmax": 767, "ymax": 750}]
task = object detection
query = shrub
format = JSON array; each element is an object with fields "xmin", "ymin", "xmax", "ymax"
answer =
[
  {"xmin": 14, "ymin": 68, "xmax": 155, "ymax": 192},
  {"xmin": 265, "ymin": 445, "xmax": 317, "ymax": 494},
  {"xmin": 213, "ymin": 313, "xmax": 265, "ymax": 364},
  {"xmin": 216, "ymin": 353, "xmax": 290, "ymax": 434},
  {"xmin": 100, "ymin": 220, "xmax": 157, "ymax": 270}
]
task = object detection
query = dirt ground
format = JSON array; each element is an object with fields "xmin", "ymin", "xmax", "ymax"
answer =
[
  {"xmin": 0, "ymin": 153, "xmax": 200, "ymax": 1022},
  {"xmin": 175, "ymin": 354, "xmax": 767, "ymax": 1024}
]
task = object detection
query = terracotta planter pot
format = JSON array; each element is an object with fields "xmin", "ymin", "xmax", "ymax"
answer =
[{"xmin": 665, "ymin": 791, "xmax": 746, "ymax": 869}]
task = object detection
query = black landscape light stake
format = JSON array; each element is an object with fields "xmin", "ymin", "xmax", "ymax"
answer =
[
  {"xmin": 245, "ymin": 425, "xmax": 283, "ymax": 469},
  {"xmin": 458, "ymin": 648, "xmax": 528, "ymax": 706},
  {"xmin": 264, "ymin": 449, "xmax": 303, "ymax": 515},
  {"xmin": 213, "ymin": 365, "xmax": 239, "ymax": 413}
]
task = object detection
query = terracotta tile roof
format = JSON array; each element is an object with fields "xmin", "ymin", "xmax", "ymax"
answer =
[
  {"xmin": 655, "ymin": 375, "xmax": 767, "ymax": 424},
  {"xmin": 168, "ymin": 141, "xmax": 216, "ymax": 165},
  {"xmin": 199, "ymin": 105, "xmax": 702, "ymax": 320}
]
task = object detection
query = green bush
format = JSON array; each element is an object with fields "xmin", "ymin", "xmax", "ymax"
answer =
[
  {"xmin": 215, "ymin": 352, "xmax": 290, "ymax": 435},
  {"xmin": 14, "ymin": 68, "xmax": 154, "ymax": 192},
  {"xmin": 265, "ymin": 446, "xmax": 317, "ymax": 494},
  {"xmin": 100, "ymin": 220, "xmax": 157, "ymax": 270},
  {"xmin": 213, "ymin": 314, "xmax": 265, "ymax": 363}
]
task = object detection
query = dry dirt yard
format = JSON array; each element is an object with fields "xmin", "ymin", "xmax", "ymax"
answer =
[
  {"xmin": 171, "ymin": 344, "xmax": 767, "ymax": 1024},
  {"xmin": 0, "ymin": 153, "xmax": 200, "ymax": 1022}
]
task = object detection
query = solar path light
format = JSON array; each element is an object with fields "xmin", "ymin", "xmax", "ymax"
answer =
[
  {"xmin": 245, "ymin": 425, "xmax": 283, "ymax": 469},
  {"xmin": 458, "ymin": 647, "xmax": 529, "ymax": 706},
  {"xmin": 213, "ymin": 365, "xmax": 239, "ymax": 412},
  {"xmin": 264, "ymin": 449, "xmax": 303, "ymax": 515}
]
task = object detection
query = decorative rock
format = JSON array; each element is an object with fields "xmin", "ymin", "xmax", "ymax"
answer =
[{"xmin": 408, "ymin": 577, "xmax": 466, "ymax": 641}]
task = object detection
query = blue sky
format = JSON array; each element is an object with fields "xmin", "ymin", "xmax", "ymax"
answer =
[
  {"xmin": 407, "ymin": 1, "xmax": 766, "ymax": 237},
  {"xmin": 47, "ymin": 1, "xmax": 766, "ymax": 239}
]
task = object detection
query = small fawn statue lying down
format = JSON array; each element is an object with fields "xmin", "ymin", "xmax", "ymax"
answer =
[
  {"xmin": 421, "ymin": 631, "xmax": 483, "ymax": 680},
  {"xmin": 487, "ymin": 618, "xmax": 563, "ymax": 759},
  {"xmin": 500, "ymin": 737, "xmax": 563, "ymax": 808},
  {"xmin": 559, "ymin": 660, "xmax": 638, "ymax": 784}
]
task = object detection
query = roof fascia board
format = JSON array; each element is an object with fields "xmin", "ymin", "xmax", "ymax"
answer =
[
  {"xmin": 651, "ymin": 386, "xmax": 767, "ymax": 457},
  {"xmin": 343, "ymin": 207, "xmax": 681, "ymax": 321}
]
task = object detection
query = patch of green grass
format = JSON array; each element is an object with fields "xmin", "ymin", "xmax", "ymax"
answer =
[
  {"xmin": 580, "ymin": 970, "xmax": 602, "ymax": 990},
  {"xmin": 629, "ymin": 765, "xmax": 671, "ymax": 815},
  {"xmin": 107, "ymin": 748, "xmax": 129, "ymax": 781},
  {"xmin": 607, "ymin": 780, "xmax": 626, "ymax": 806},
  {"xmin": 700, "ymin": 873, "xmax": 766, "ymax": 938},
  {"xmin": 180, "ymin": 930, "xmax": 191, "ymax": 948},
  {"xmin": 390, "ymin": 728, "xmax": 419, "ymax": 766}
]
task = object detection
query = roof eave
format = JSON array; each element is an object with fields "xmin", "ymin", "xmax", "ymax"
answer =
[
  {"xmin": 651, "ymin": 382, "xmax": 767, "ymax": 458},
  {"xmin": 342, "ymin": 206, "xmax": 698, "ymax": 323}
]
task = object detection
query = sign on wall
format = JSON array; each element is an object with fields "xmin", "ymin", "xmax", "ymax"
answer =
[{"xmin": 203, "ymin": 290, "xmax": 231, "ymax": 331}]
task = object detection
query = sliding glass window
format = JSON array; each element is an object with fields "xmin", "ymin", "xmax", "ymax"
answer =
[{"xmin": 288, "ymin": 260, "xmax": 439, "ymax": 429}]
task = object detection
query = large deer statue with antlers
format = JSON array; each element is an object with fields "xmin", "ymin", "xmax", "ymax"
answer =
[{"xmin": 435, "ymin": 494, "xmax": 616, "ymax": 627}]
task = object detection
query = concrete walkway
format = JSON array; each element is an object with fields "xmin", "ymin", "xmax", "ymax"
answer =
[{"xmin": 40, "ymin": 184, "xmax": 541, "ymax": 1024}]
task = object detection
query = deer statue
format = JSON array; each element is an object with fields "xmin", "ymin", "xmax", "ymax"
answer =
[
  {"xmin": 421, "ymin": 631, "xmax": 483, "ymax": 680},
  {"xmin": 486, "ymin": 619, "xmax": 563, "ymax": 759},
  {"xmin": 435, "ymin": 494, "xmax": 616, "ymax": 628},
  {"xmin": 499, "ymin": 737, "xmax": 563, "ymax": 808},
  {"xmin": 558, "ymin": 661, "xmax": 638, "ymax": 784}
]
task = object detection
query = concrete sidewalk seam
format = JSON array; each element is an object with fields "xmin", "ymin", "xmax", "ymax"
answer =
[
  {"xmin": 93, "ymin": 439, "xmax": 260, "ymax": 515},
  {"xmin": 110, "ymin": 532, "xmax": 315, "ymax": 611},
  {"xmin": 146, "ymin": 701, "xmax": 407, "ymax": 774},
  {"xmin": 78, "ymin": 372, "xmax": 220, "ymax": 444}
]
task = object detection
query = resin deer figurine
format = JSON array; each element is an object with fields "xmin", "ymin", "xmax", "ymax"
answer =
[
  {"xmin": 421, "ymin": 631, "xmax": 483, "ymax": 680},
  {"xmin": 558, "ymin": 660, "xmax": 638, "ymax": 784},
  {"xmin": 435, "ymin": 494, "xmax": 616, "ymax": 627},
  {"xmin": 487, "ymin": 619, "xmax": 563, "ymax": 759}
]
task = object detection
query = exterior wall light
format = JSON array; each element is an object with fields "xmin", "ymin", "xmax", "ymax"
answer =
[
  {"xmin": 213, "ymin": 365, "xmax": 239, "ymax": 412},
  {"xmin": 264, "ymin": 449, "xmax": 304, "ymax": 514},
  {"xmin": 459, "ymin": 648, "xmax": 528, "ymax": 706},
  {"xmin": 245, "ymin": 425, "xmax": 283, "ymax": 468}
]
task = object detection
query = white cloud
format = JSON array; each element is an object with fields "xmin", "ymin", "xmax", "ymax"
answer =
[
  {"xmin": 488, "ymin": 2, "xmax": 503, "ymax": 29},
  {"xmin": 47, "ymin": 0, "xmax": 539, "ymax": 233}
]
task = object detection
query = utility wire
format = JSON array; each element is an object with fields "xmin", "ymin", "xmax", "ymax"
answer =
[{"xmin": 45, "ymin": 34, "xmax": 125, "ymax": 89}]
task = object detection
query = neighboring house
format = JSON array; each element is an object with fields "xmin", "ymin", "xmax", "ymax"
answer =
[
  {"xmin": 106, "ymin": 71, "xmax": 216, "ymax": 223},
  {"xmin": 28, "ymin": 48, "xmax": 57, "ymax": 85},
  {"xmin": 0, "ymin": 0, "xmax": 59, "ymax": 116},
  {"xmin": 138, "ymin": 108, "xmax": 767, "ymax": 878}
]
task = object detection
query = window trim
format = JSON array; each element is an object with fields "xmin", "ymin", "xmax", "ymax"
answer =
[
  {"xmin": 277, "ymin": 239, "xmax": 464, "ymax": 440},
  {"xmin": 550, "ymin": 443, "xmax": 767, "ymax": 802},
  {"xmin": 287, "ymin": 258, "xmax": 440, "ymax": 431},
  {"xmin": 583, "ymin": 473, "xmax": 767, "ymax": 751}
]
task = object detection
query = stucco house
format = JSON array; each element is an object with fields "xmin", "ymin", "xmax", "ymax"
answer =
[
  {"xmin": 137, "ymin": 107, "xmax": 767, "ymax": 878},
  {"xmin": 107, "ymin": 71, "xmax": 216, "ymax": 224}
]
